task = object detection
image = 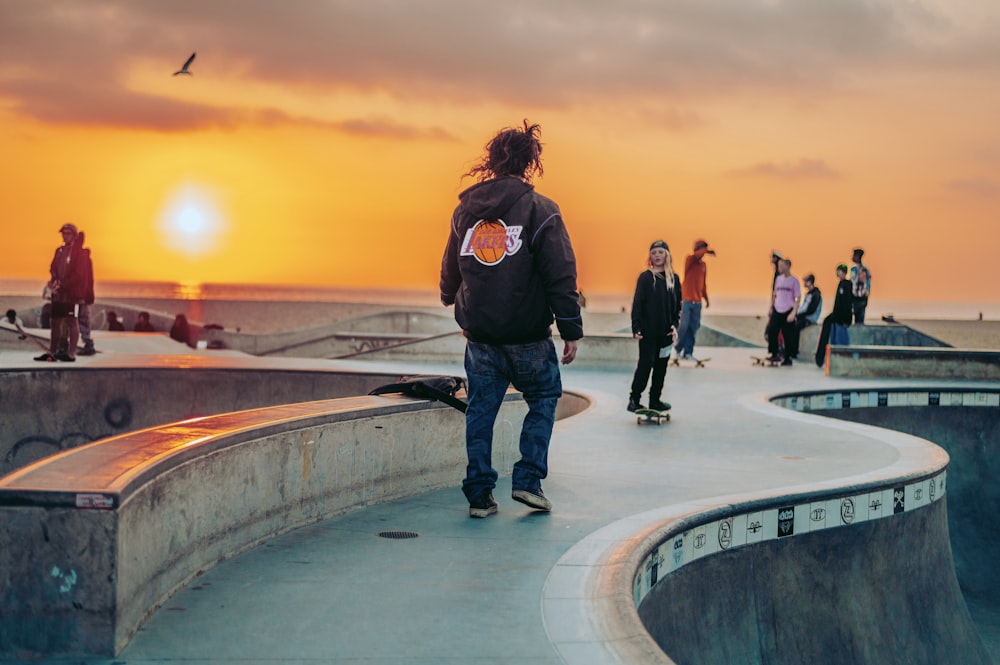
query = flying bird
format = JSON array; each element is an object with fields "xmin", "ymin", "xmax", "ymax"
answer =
[{"xmin": 173, "ymin": 52, "xmax": 196, "ymax": 76}]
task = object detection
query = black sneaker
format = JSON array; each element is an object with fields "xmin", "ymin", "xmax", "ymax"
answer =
[
  {"xmin": 54, "ymin": 352, "xmax": 75, "ymax": 362},
  {"xmin": 627, "ymin": 398, "xmax": 645, "ymax": 413},
  {"xmin": 469, "ymin": 491, "xmax": 498, "ymax": 518},
  {"xmin": 79, "ymin": 344, "xmax": 96, "ymax": 356},
  {"xmin": 512, "ymin": 488, "xmax": 552, "ymax": 512},
  {"xmin": 649, "ymin": 399, "xmax": 671, "ymax": 411},
  {"xmin": 781, "ymin": 358, "xmax": 793, "ymax": 366},
  {"xmin": 34, "ymin": 352, "xmax": 55, "ymax": 362}
]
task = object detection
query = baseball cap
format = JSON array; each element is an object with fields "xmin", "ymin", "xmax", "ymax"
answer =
[
  {"xmin": 649, "ymin": 240, "xmax": 669, "ymax": 251},
  {"xmin": 59, "ymin": 223, "xmax": 78, "ymax": 234},
  {"xmin": 694, "ymin": 239, "xmax": 709, "ymax": 250}
]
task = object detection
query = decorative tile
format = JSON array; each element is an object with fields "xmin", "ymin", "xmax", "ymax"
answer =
[
  {"xmin": 744, "ymin": 511, "xmax": 765, "ymax": 545},
  {"xmin": 807, "ymin": 501, "xmax": 828, "ymax": 532},
  {"xmin": 689, "ymin": 524, "xmax": 711, "ymax": 562},
  {"xmin": 729, "ymin": 513, "xmax": 749, "ymax": 550},
  {"xmin": 667, "ymin": 534, "xmax": 685, "ymax": 575},
  {"xmin": 908, "ymin": 479, "xmax": 929, "ymax": 510}
]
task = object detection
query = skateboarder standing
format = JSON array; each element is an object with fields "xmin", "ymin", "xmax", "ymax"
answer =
[
  {"xmin": 850, "ymin": 248, "xmax": 872, "ymax": 324},
  {"xmin": 814, "ymin": 264, "xmax": 853, "ymax": 366},
  {"xmin": 440, "ymin": 120, "xmax": 582, "ymax": 518},
  {"xmin": 765, "ymin": 258, "xmax": 801, "ymax": 366},
  {"xmin": 35, "ymin": 223, "xmax": 90, "ymax": 362},
  {"xmin": 628, "ymin": 240, "xmax": 682, "ymax": 413},
  {"xmin": 674, "ymin": 238, "xmax": 714, "ymax": 362}
]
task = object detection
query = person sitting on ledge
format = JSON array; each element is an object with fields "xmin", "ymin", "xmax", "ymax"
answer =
[
  {"xmin": 106, "ymin": 311, "xmax": 125, "ymax": 331},
  {"xmin": 134, "ymin": 311, "xmax": 155, "ymax": 332}
]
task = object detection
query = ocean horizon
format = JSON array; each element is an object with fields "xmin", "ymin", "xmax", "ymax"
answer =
[{"xmin": 2, "ymin": 278, "xmax": 998, "ymax": 321}]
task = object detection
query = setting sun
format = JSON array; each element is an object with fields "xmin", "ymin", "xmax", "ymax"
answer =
[{"xmin": 158, "ymin": 183, "xmax": 226, "ymax": 258}]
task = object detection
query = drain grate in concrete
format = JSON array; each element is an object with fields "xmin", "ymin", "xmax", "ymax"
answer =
[{"xmin": 377, "ymin": 530, "xmax": 420, "ymax": 539}]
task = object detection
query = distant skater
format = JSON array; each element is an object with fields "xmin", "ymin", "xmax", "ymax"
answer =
[
  {"xmin": 439, "ymin": 120, "xmax": 582, "ymax": 518},
  {"xmin": 76, "ymin": 234, "xmax": 96, "ymax": 355},
  {"xmin": 170, "ymin": 314, "xmax": 192, "ymax": 346},
  {"xmin": 4, "ymin": 309, "xmax": 22, "ymax": 327},
  {"xmin": 815, "ymin": 264, "xmax": 853, "ymax": 367},
  {"xmin": 106, "ymin": 311, "xmax": 125, "ymax": 331},
  {"xmin": 765, "ymin": 258, "xmax": 800, "ymax": 366},
  {"xmin": 35, "ymin": 223, "xmax": 90, "ymax": 362},
  {"xmin": 674, "ymin": 239, "xmax": 714, "ymax": 362},
  {"xmin": 788, "ymin": 273, "xmax": 822, "ymax": 358},
  {"xmin": 134, "ymin": 311, "xmax": 155, "ymax": 332},
  {"xmin": 796, "ymin": 274, "xmax": 823, "ymax": 331},
  {"xmin": 765, "ymin": 249, "xmax": 784, "ymax": 347},
  {"xmin": 850, "ymin": 248, "xmax": 872, "ymax": 324},
  {"xmin": 629, "ymin": 240, "xmax": 682, "ymax": 412}
]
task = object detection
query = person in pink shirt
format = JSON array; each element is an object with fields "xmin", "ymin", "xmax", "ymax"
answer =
[{"xmin": 765, "ymin": 258, "xmax": 801, "ymax": 366}]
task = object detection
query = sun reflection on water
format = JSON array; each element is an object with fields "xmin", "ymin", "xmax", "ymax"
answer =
[{"xmin": 173, "ymin": 281, "xmax": 204, "ymax": 301}]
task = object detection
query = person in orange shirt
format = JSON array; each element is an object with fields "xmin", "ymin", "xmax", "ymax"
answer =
[{"xmin": 673, "ymin": 239, "xmax": 715, "ymax": 361}]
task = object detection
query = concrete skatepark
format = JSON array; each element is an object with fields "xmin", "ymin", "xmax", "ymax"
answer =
[{"xmin": 1, "ymin": 310, "xmax": 998, "ymax": 664}]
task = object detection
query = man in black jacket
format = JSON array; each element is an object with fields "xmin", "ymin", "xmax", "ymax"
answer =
[
  {"xmin": 440, "ymin": 120, "xmax": 583, "ymax": 518},
  {"xmin": 36, "ymin": 224, "xmax": 91, "ymax": 362},
  {"xmin": 815, "ymin": 264, "xmax": 853, "ymax": 367}
]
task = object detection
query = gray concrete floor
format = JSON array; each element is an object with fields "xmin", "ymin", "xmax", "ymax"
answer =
[{"xmin": 7, "ymin": 347, "xmax": 989, "ymax": 664}]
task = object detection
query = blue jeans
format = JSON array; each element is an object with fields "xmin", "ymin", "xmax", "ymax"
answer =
[
  {"xmin": 676, "ymin": 301, "xmax": 702, "ymax": 357},
  {"xmin": 830, "ymin": 323, "xmax": 850, "ymax": 346},
  {"xmin": 852, "ymin": 298, "xmax": 868, "ymax": 325},
  {"xmin": 462, "ymin": 339, "xmax": 562, "ymax": 503}
]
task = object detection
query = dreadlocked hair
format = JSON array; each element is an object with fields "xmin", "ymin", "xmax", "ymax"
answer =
[{"xmin": 465, "ymin": 119, "xmax": 544, "ymax": 183}]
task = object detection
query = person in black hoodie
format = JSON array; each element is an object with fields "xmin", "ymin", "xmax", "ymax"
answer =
[
  {"xmin": 440, "ymin": 120, "xmax": 583, "ymax": 518},
  {"xmin": 36, "ymin": 223, "xmax": 90, "ymax": 362},
  {"xmin": 628, "ymin": 240, "xmax": 682, "ymax": 412},
  {"xmin": 814, "ymin": 264, "xmax": 853, "ymax": 367}
]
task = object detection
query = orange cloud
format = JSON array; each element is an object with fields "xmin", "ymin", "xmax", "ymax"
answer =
[{"xmin": 728, "ymin": 159, "xmax": 842, "ymax": 181}]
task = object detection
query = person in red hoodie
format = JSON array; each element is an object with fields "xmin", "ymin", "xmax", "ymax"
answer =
[
  {"xmin": 440, "ymin": 120, "xmax": 583, "ymax": 518},
  {"xmin": 673, "ymin": 238, "xmax": 715, "ymax": 362}
]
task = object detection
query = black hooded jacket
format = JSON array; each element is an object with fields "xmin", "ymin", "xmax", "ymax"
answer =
[
  {"xmin": 440, "ymin": 176, "xmax": 583, "ymax": 345},
  {"xmin": 631, "ymin": 269, "xmax": 682, "ymax": 348},
  {"xmin": 49, "ymin": 232, "xmax": 93, "ymax": 305}
]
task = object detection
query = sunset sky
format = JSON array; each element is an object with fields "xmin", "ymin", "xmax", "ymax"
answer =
[{"xmin": 2, "ymin": 1, "xmax": 999, "ymax": 306}]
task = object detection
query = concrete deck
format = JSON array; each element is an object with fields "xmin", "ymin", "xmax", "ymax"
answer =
[{"xmin": 1, "ymin": 341, "xmax": 997, "ymax": 664}]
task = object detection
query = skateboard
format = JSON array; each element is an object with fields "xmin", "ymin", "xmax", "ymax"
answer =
[
  {"xmin": 13, "ymin": 322, "xmax": 52, "ymax": 354},
  {"xmin": 635, "ymin": 407, "xmax": 671, "ymax": 425},
  {"xmin": 751, "ymin": 355, "xmax": 781, "ymax": 367},
  {"xmin": 671, "ymin": 356, "xmax": 710, "ymax": 368}
]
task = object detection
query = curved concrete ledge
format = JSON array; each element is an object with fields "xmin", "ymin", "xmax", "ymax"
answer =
[
  {"xmin": 0, "ymin": 388, "xmax": 593, "ymax": 658},
  {"xmin": 542, "ymin": 392, "xmax": 989, "ymax": 665},
  {"xmin": 0, "ymin": 367, "xmax": 427, "ymax": 475}
]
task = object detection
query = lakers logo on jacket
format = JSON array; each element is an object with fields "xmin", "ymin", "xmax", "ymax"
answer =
[{"xmin": 460, "ymin": 219, "xmax": 524, "ymax": 266}]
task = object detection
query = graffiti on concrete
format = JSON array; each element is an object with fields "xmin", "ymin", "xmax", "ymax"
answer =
[
  {"xmin": 349, "ymin": 338, "xmax": 402, "ymax": 354},
  {"xmin": 103, "ymin": 398, "xmax": 133, "ymax": 429},
  {"xmin": 4, "ymin": 397, "xmax": 134, "ymax": 466},
  {"xmin": 50, "ymin": 566, "xmax": 78, "ymax": 594}
]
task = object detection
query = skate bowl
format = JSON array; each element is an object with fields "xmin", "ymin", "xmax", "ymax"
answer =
[{"xmin": 544, "ymin": 387, "xmax": 996, "ymax": 665}]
